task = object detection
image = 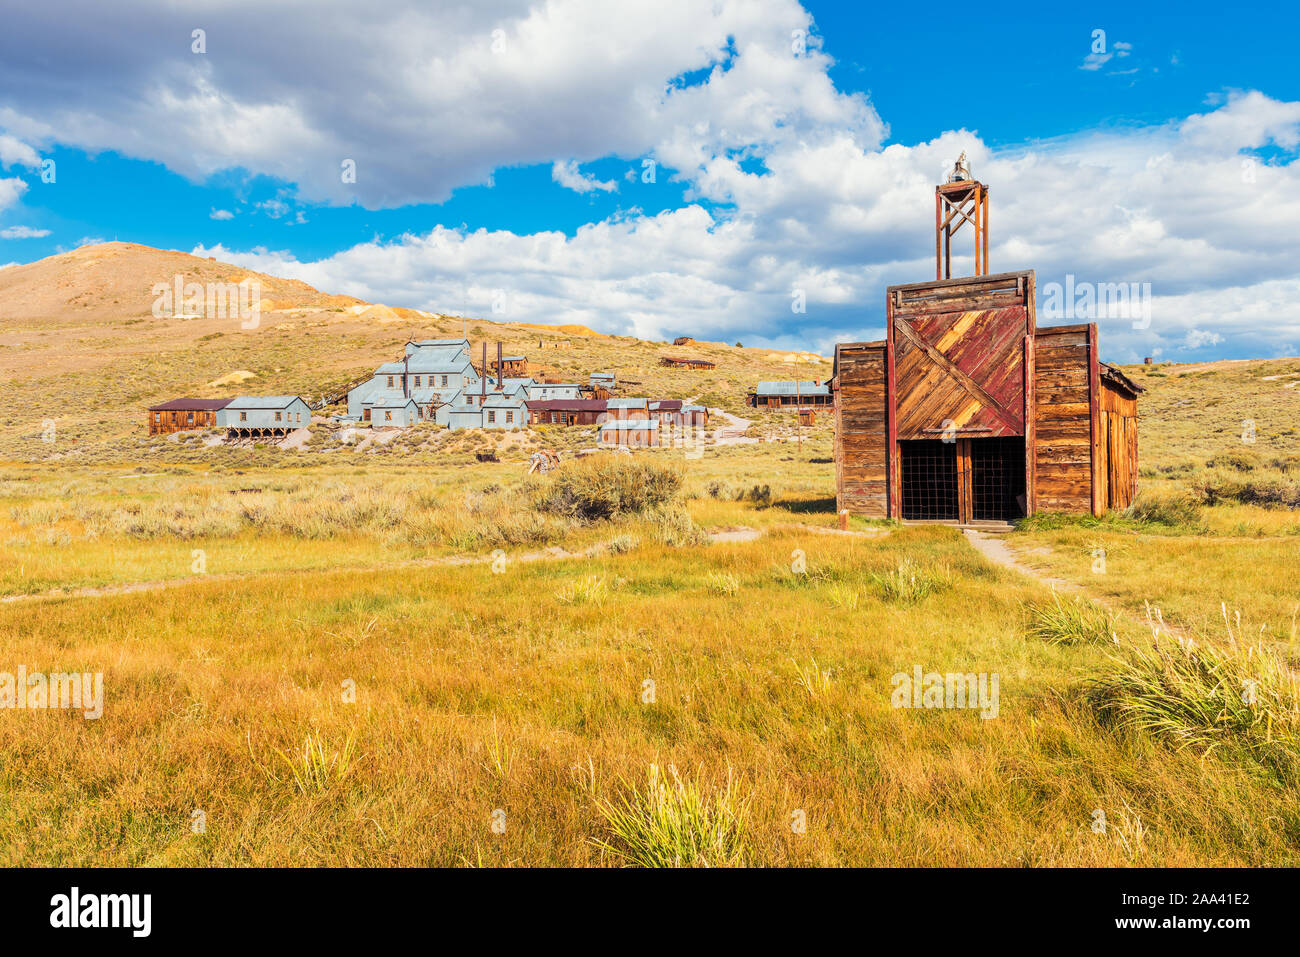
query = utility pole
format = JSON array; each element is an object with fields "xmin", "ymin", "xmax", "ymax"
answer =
[{"xmin": 796, "ymin": 379, "xmax": 802, "ymax": 451}]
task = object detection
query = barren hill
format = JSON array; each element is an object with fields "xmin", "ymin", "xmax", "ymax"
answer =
[{"xmin": 0, "ymin": 242, "xmax": 832, "ymax": 458}]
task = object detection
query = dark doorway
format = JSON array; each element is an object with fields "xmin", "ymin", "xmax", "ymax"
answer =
[
  {"xmin": 899, "ymin": 439, "xmax": 958, "ymax": 521},
  {"xmin": 970, "ymin": 437, "xmax": 1026, "ymax": 522},
  {"xmin": 900, "ymin": 436, "xmax": 1025, "ymax": 523}
]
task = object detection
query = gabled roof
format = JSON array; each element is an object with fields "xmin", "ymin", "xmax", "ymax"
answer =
[
  {"xmin": 148, "ymin": 398, "xmax": 233, "ymax": 412},
  {"xmin": 405, "ymin": 352, "xmax": 474, "ymax": 373},
  {"xmin": 649, "ymin": 400, "xmax": 683, "ymax": 411},
  {"xmin": 369, "ymin": 396, "xmax": 418, "ymax": 409},
  {"xmin": 607, "ymin": 397, "xmax": 649, "ymax": 409},
  {"xmin": 407, "ymin": 338, "xmax": 469, "ymax": 349},
  {"xmin": 483, "ymin": 392, "xmax": 527, "ymax": 408},
  {"xmin": 224, "ymin": 396, "xmax": 306, "ymax": 410}
]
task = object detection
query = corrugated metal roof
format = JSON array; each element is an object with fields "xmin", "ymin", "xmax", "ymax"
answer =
[
  {"xmin": 408, "ymin": 338, "xmax": 469, "ymax": 348},
  {"xmin": 607, "ymin": 397, "xmax": 648, "ymax": 408},
  {"xmin": 224, "ymin": 396, "xmax": 305, "ymax": 409},
  {"xmin": 483, "ymin": 393, "xmax": 526, "ymax": 408},
  {"xmin": 753, "ymin": 380, "xmax": 831, "ymax": 396},
  {"xmin": 369, "ymin": 396, "xmax": 418, "ymax": 409},
  {"xmin": 649, "ymin": 400, "xmax": 683, "ymax": 411},
  {"xmin": 147, "ymin": 398, "xmax": 233, "ymax": 411},
  {"xmin": 525, "ymin": 399, "xmax": 608, "ymax": 411}
]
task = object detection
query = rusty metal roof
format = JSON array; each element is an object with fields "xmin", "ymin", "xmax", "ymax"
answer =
[{"xmin": 147, "ymin": 398, "xmax": 234, "ymax": 412}]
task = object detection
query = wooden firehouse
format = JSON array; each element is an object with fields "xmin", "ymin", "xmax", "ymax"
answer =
[{"xmin": 833, "ymin": 156, "xmax": 1141, "ymax": 525}]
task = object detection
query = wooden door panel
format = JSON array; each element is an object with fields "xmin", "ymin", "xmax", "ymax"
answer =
[{"xmin": 894, "ymin": 305, "xmax": 1028, "ymax": 439}]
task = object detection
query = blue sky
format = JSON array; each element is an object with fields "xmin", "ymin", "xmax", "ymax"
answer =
[{"xmin": 1, "ymin": 0, "xmax": 1298, "ymax": 360}]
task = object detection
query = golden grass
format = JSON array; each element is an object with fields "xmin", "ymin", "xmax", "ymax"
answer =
[
  {"xmin": 2, "ymin": 357, "xmax": 1300, "ymax": 866},
  {"xmin": 3, "ymin": 520, "xmax": 1299, "ymax": 866}
]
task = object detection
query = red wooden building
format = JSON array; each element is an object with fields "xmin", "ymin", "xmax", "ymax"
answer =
[
  {"xmin": 834, "ymin": 160, "xmax": 1141, "ymax": 524},
  {"xmin": 147, "ymin": 398, "xmax": 232, "ymax": 435}
]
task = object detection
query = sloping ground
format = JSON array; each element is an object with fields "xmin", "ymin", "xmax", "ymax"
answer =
[
  {"xmin": 0, "ymin": 242, "xmax": 831, "ymax": 461},
  {"xmin": 1115, "ymin": 357, "xmax": 1300, "ymax": 466}
]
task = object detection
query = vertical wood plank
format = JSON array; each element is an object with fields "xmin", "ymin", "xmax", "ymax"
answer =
[
  {"xmin": 887, "ymin": 299, "xmax": 898, "ymax": 519},
  {"xmin": 957, "ymin": 437, "xmax": 972, "ymax": 525},
  {"xmin": 1023, "ymin": 333, "xmax": 1036, "ymax": 517},
  {"xmin": 1088, "ymin": 322, "xmax": 1103, "ymax": 517}
]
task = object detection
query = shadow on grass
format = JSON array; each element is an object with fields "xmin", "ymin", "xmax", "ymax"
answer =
[{"xmin": 773, "ymin": 496, "xmax": 838, "ymax": 514}]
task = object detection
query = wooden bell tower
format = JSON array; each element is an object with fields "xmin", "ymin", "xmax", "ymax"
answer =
[{"xmin": 935, "ymin": 152, "xmax": 989, "ymax": 280}]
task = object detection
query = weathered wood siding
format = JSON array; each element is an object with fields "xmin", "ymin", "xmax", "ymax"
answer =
[
  {"xmin": 834, "ymin": 342, "xmax": 889, "ymax": 516},
  {"xmin": 889, "ymin": 271, "xmax": 1034, "ymax": 444},
  {"xmin": 1032, "ymin": 324, "xmax": 1095, "ymax": 513},
  {"xmin": 1100, "ymin": 383, "xmax": 1138, "ymax": 510}
]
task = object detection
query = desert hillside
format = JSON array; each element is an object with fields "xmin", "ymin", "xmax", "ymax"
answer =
[
  {"xmin": 0, "ymin": 242, "xmax": 831, "ymax": 457},
  {"xmin": 1, "ymin": 242, "xmax": 1297, "ymax": 468}
]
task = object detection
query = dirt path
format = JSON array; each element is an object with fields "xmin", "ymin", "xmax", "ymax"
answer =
[
  {"xmin": 961, "ymin": 529, "xmax": 1078, "ymax": 591},
  {"xmin": 709, "ymin": 408, "xmax": 757, "ymax": 445},
  {"xmin": 1, "ymin": 521, "xmax": 889, "ymax": 606},
  {"xmin": 961, "ymin": 528, "xmax": 1189, "ymax": 639}
]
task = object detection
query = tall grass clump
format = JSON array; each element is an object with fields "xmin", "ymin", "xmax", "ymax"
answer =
[
  {"xmin": 591, "ymin": 764, "xmax": 751, "ymax": 868},
  {"xmin": 536, "ymin": 457, "xmax": 683, "ymax": 521},
  {"xmin": 870, "ymin": 559, "xmax": 948, "ymax": 604},
  {"xmin": 1122, "ymin": 491, "xmax": 1206, "ymax": 529},
  {"xmin": 646, "ymin": 504, "xmax": 709, "ymax": 547},
  {"xmin": 275, "ymin": 731, "xmax": 357, "ymax": 795},
  {"xmin": 1090, "ymin": 610, "xmax": 1300, "ymax": 778},
  {"xmin": 1028, "ymin": 592, "xmax": 1116, "ymax": 645}
]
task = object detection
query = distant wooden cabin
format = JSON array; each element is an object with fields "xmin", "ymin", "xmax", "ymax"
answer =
[
  {"xmin": 526, "ymin": 399, "xmax": 608, "ymax": 425},
  {"xmin": 834, "ymin": 271, "xmax": 1142, "ymax": 524},
  {"xmin": 147, "ymin": 398, "xmax": 232, "ymax": 435},
  {"xmin": 601, "ymin": 419, "xmax": 660, "ymax": 448},
  {"xmin": 660, "ymin": 356, "xmax": 715, "ymax": 370},
  {"xmin": 747, "ymin": 380, "xmax": 834, "ymax": 409},
  {"xmin": 798, "ymin": 409, "xmax": 816, "ymax": 427},
  {"xmin": 490, "ymin": 354, "xmax": 529, "ymax": 377}
]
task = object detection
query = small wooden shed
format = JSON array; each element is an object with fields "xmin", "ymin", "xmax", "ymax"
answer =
[
  {"xmin": 660, "ymin": 356, "xmax": 716, "ymax": 370},
  {"xmin": 147, "ymin": 398, "xmax": 231, "ymax": 435}
]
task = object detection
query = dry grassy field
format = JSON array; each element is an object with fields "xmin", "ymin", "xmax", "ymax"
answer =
[{"xmin": 2, "ymin": 246, "xmax": 1300, "ymax": 867}]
